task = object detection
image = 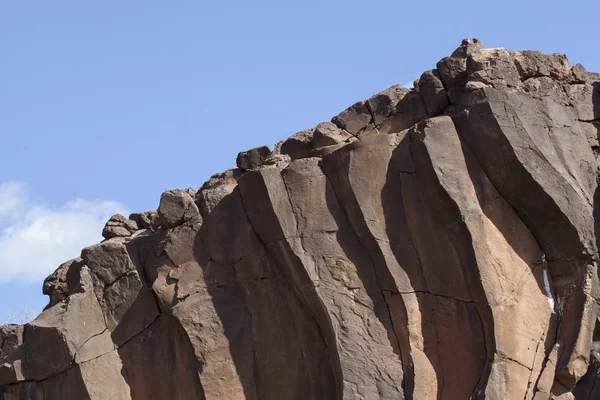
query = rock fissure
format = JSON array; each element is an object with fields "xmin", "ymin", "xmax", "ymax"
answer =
[
  {"xmin": 2, "ymin": 39, "xmax": 600, "ymax": 400},
  {"xmin": 396, "ymin": 290, "xmax": 475, "ymax": 304},
  {"xmin": 72, "ymin": 328, "xmax": 109, "ymax": 362}
]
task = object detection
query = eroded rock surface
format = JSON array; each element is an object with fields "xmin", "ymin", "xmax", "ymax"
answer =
[{"xmin": 2, "ymin": 39, "xmax": 600, "ymax": 400}]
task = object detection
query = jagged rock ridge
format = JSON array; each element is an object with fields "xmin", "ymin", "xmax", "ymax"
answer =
[{"xmin": 1, "ymin": 39, "xmax": 600, "ymax": 400}]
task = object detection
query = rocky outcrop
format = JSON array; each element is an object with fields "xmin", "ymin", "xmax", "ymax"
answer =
[
  {"xmin": 102, "ymin": 214, "xmax": 139, "ymax": 239},
  {"xmin": 1, "ymin": 40, "xmax": 600, "ymax": 399}
]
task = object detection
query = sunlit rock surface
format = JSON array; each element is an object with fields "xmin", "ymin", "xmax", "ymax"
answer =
[{"xmin": 2, "ymin": 39, "xmax": 600, "ymax": 400}]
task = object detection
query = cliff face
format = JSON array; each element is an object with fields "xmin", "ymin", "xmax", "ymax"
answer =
[{"xmin": 1, "ymin": 39, "xmax": 600, "ymax": 400}]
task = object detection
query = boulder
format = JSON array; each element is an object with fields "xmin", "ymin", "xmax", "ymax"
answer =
[
  {"xmin": 312, "ymin": 122, "xmax": 352, "ymax": 148},
  {"xmin": 467, "ymin": 47, "xmax": 522, "ymax": 88},
  {"xmin": 280, "ymin": 128, "xmax": 315, "ymax": 160},
  {"xmin": 236, "ymin": 146, "xmax": 272, "ymax": 170},
  {"xmin": 331, "ymin": 101, "xmax": 373, "ymax": 136},
  {"xmin": 155, "ymin": 189, "xmax": 199, "ymax": 229},
  {"xmin": 102, "ymin": 213, "xmax": 139, "ymax": 239},
  {"xmin": 129, "ymin": 210, "xmax": 156, "ymax": 231},
  {"xmin": 197, "ymin": 168, "xmax": 243, "ymax": 217},
  {"xmin": 0, "ymin": 326, "xmax": 22, "ymax": 361},
  {"xmin": 418, "ymin": 69, "xmax": 448, "ymax": 116},
  {"xmin": 451, "ymin": 37, "xmax": 484, "ymax": 58},
  {"xmin": 42, "ymin": 258, "xmax": 83, "ymax": 309}
]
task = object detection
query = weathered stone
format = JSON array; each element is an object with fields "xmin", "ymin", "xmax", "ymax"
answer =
[
  {"xmin": 79, "ymin": 238, "xmax": 161, "ymax": 346},
  {"xmin": 236, "ymin": 145, "xmax": 272, "ymax": 170},
  {"xmin": 418, "ymin": 69, "xmax": 449, "ymax": 116},
  {"xmin": 331, "ymin": 100, "xmax": 373, "ymax": 136},
  {"xmin": 102, "ymin": 214, "xmax": 138, "ymax": 239},
  {"xmin": 437, "ymin": 56, "xmax": 468, "ymax": 89},
  {"xmin": 312, "ymin": 122, "xmax": 352, "ymax": 148},
  {"xmin": 197, "ymin": 168, "xmax": 243, "ymax": 218},
  {"xmin": 110, "ymin": 282, "xmax": 160, "ymax": 346},
  {"xmin": 511, "ymin": 50, "xmax": 553, "ymax": 80},
  {"xmin": 1, "ymin": 381, "xmax": 43, "ymax": 399},
  {"xmin": 183, "ymin": 187, "xmax": 197, "ymax": 198},
  {"xmin": 451, "ymin": 37, "xmax": 484, "ymax": 58},
  {"xmin": 79, "ymin": 351, "xmax": 132, "ymax": 399},
  {"xmin": 378, "ymin": 90, "xmax": 428, "ymax": 134},
  {"xmin": 3, "ymin": 40, "xmax": 600, "ymax": 400},
  {"xmin": 263, "ymin": 140, "xmax": 291, "ymax": 166},
  {"xmin": 367, "ymin": 85, "xmax": 409, "ymax": 125},
  {"xmin": 547, "ymin": 53, "xmax": 574, "ymax": 81},
  {"xmin": 467, "ymin": 47, "xmax": 522, "ymax": 87},
  {"xmin": 280, "ymin": 128, "xmax": 315, "ymax": 160},
  {"xmin": 129, "ymin": 211, "xmax": 155, "ymax": 230},
  {"xmin": 42, "ymin": 258, "xmax": 84, "ymax": 309},
  {"xmin": 0, "ymin": 352, "xmax": 28, "ymax": 388},
  {"xmin": 573, "ymin": 350, "xmax": 600, "ymax": 399},
  {"xmin": 74, "ymin": 329, "xmax": 114, "ymax": 364},
  {"xmin": 118, "ymin": 315, "xmax": 203, "ymax": 400},
  {"xmin": 81, "ymin": 238, "xmax": 135, "ymax": 287},
  {"xmin": 25, "ymin": 267, "xmax": 107, "ymax": 381},
  {"xmin": 155, "ymin": 189, "xmax": 199, "ymax": 229},
  {"xmin": 0, "ymin": 326, "xmax": 22, "ymax": 361},
  {"xmin": 39, "ymin": 365, "xmax": 89, "ymax": 400}
]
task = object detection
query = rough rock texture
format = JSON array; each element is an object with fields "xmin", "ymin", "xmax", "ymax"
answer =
[
  {"xmin": 102, "ymin": 214, "xmax": 139, "ymax": 239},
  {"xmin": 236, "ymin": 146, "xmax": 272, "ymax": 170},
  {"xmin": 0, "ymin": 327, "xmax": 22, "ymax": 361},
  {"xmin": 2, "ymin": 39, "xmax": 600, "ymax": 399}
]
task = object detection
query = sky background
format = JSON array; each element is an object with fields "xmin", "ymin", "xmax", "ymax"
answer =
[{"xmin": 1, "ymin": 1, "xmax": 599, "ymax": 323}]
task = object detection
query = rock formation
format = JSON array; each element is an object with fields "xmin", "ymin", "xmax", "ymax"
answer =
[{"xmin": 2, "ymin": 39, "xmax": 600, "ymax": 399}]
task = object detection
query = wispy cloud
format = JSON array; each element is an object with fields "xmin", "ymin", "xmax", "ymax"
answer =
[
  {"xmin": 0, "ymin": 182, "xmax": 27, "ymax": 218},
  {"xmin": 0, "ymin": 181, "xmax": 128, "ymax": 284}
]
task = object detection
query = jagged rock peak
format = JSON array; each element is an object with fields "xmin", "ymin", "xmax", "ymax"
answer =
[{"xmin": 1, "ymin": 39, "xmax": 600, "ymax": 400}]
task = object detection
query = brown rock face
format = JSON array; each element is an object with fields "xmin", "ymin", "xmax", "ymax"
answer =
[{"xmin": 2, "ymin": 40, "xmax": 600, "ymax": 399}]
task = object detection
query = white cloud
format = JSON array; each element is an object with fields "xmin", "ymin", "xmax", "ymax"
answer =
[
  {"xmin": 0, "ymin": 182, "xmax": 27, "ymax": 218},
  {"xmin": 0, "ymin": 181, "xmax": 129, "ymax": 284}
]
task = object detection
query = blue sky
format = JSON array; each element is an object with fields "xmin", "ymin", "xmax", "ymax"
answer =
[{"xmin": 1, "ymin": 1, "xmax": 599, "ymax": 323}]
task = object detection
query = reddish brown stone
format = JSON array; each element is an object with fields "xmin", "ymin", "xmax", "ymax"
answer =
[{"xmin": 2, "ymin": 40, "xmax": 599, "ymax": 400}]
